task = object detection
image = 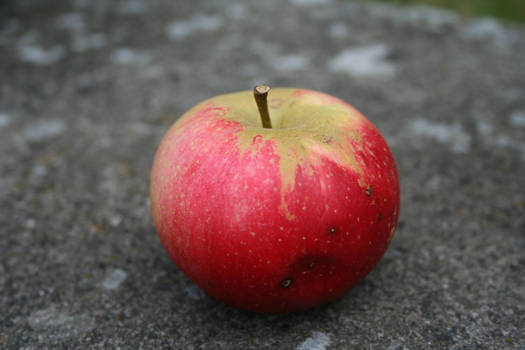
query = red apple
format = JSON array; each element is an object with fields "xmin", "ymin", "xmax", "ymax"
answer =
[{"xmin": 150, "ymin": 86, "xmax": 400, "ymax": 313}]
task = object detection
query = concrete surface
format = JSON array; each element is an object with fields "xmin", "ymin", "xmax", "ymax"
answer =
[{"xmin": 1, "ymin": 0, "xmax": 524, "ymax": 349}]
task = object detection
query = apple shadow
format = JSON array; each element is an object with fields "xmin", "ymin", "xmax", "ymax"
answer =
[{"xmin": 143, "ymin": 218, "xmax": 410, "ymax": 347}]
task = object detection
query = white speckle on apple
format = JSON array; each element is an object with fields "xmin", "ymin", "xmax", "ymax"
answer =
[
  {"xmin": 23, "ymin": 119, "xmax": 65, "ymax": 142},
  {"xmin": 102, "ymin": 269, "xmax": 127, "ymax": 290},
  {"xmin": 272, "ymin": 54, "xmax": 310, "ymax": 71},
  {"xmin": 297, "ymin": 331, "xmax": 331, "ymax": 350},
  {"xmin": 166, "ymin": 14, "xmax": 224, "ymax": 40},
  {"xmin": 409, "ymin": 119, "xmax": 471, "ymax": 153},
  {"xmin": 328, "ymin": 44, "xmax": 396, "ymax": 78}
]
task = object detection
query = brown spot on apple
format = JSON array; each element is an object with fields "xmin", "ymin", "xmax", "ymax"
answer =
[
  {"xmin": 280, "ymin": 278, "xmax": 293, "ymax": 288},
  {"xmin": 329, "ymin": 227, "xmax": 337, "ymax": 235},
  {"xmin": 366, "ymin": 185, "xmax": 373, "ymax": 197},
  {"xmin": 378, "ymin": 213, "xmax": 383, "ymax": 222},
  {"xmin": 320, "ymin": 135, "xmax": 333, "ymax": 144}
]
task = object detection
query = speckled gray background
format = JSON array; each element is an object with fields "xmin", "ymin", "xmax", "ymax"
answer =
[{"xmin": 1, "ymin": 0, "xmax": 524, "ymax": 349}]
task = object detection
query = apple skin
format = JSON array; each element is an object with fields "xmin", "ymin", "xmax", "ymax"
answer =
[{"xmin": 150, "ymin": 88, "xmax": 400, "ymax": 313}]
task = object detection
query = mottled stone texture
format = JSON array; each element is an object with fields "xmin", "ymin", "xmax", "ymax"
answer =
[{"xmin": 1, "ymin": 0, "xmax": 524, "ymax": 349}]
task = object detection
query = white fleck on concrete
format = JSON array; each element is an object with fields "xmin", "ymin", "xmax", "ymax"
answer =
[
  {"xmin": 18, "ymin": 45, "xmax": 65, "ymax": 65},
  {"xmin": 297, "ymin": 331, "xmax": 331, "ymax": 350},
  {"xmin": 370, "ymin": 3, "xmax": 459, "ymax": 32},
  {"xmin": 56, "ymin": 13, "xmax": 85, "ymax": 31},
  {"xmin": 0, "ymin": 112, "xmax": 12, "ymax": 129},
  {"xmin": 109, "ymin": 215, "xmax": 122, "ymax": 227},
  {"xmin": 272, "ymin": 54, "xmax": 309, "ymax": 71},
  {"xmin": 476, "ymin": 116, "xmax": 525, "ymax": 160},
  {"xmin": 26, "ymin": 218, "xmax": 36, "ymax": 229},
  {"xmin": 328, "ymin": 22, "xmax": 349, "ymax": 39},
  {"xmin": 494, "ymin": 134, "xmax": 514, "ymax": 148},
  {"xmin": 509, "ymin": 110, "xmax": 525, "ymax": 128},
  {"xmin": 111, "ymin": 48, "xmax": 151, "ymax": 65},
  {"xmin": 23, "ymin": 119, "xmax": 65, "ymax": 142},
  {"xmin": 328, "ymin": 44, "xmax": 396, "ymax": 78},
  {"xmin": 226, "ymin": 3, "xmax": 248, "ymax": 20},
  {"xmin": 409, "ymin": 119, "xmax": 471, "ymax": 153},
  {"xmin": 55, "ymin": 13, "xmax": 105, "ymax": 52},
  {"xmin": 31, "ymin": 164, "xmax": 48, "ymax": 178},
  {"xmin": 166, "ymin": 14, "xmax": 224, "ymax": 40},
  {"xmin": 102, "ymin": 269, "xmax": 128, "ymax": 290},
  {"xmin": 28, "ymin": 305, "xmax": 95, "ymax": 340},
  {"xmin": 140, "ymin": 65, "xmax": 164, "ymax": 79},
  {"xmin": 386, "ymin": 339, "xmax": 404, "ymax": 350},
  {"xmin": 72, "ymin": 33, "xmax": 106, "ymax": 52},
  {"xmin": 290, "ymin": 0, "xmax": 333, "ymax": 6},
  {"xmin": 184, "ymin": 283, "xmax": 206, "ymax": 300},
  {"xmin": 118, "ymin": 0, "xmax": 146, "ymax": 14},
  {"xmin": 494, "ymin": 135, "xmax": 525, "ymax": 159},
  {"xmin": 476, "ymin": 119, "xmax": 493, "ymax": 136},
  {"xmin": 460, "ymin": 18, "xmax": 508, "ymax": 42}
]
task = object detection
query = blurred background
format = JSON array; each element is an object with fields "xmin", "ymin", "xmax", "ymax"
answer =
[
  {"xmin": 376, "ymin": 0, "xmax": 525, "ymax": 23},
  {"xmin": 1, "ymin": 0, "xmax": 524, "ymax": 349}
]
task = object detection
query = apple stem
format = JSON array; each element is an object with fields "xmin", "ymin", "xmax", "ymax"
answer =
[{"xmin": 254, "ymin": 85, "xmax": 272, "ymax": 129}]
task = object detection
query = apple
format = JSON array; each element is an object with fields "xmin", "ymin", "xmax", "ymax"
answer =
[{"xmin": 150, "ymin": 86, "xmax": 400, "ymax": 313}]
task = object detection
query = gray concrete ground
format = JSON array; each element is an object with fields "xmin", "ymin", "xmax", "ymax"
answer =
[{"xmin": 1, "ymin": 0, "xmax": 524, "ymax": 349}]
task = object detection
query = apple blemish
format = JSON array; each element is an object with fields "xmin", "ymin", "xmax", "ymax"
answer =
[{"xmin": 280, "ymin": 278, "xmax": 293, "ymax": 288}]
